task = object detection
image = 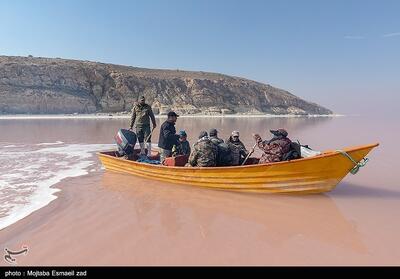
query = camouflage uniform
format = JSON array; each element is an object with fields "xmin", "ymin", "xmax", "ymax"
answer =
[
  {"xmin": 254, "ymin": 135, "xmax": 292, "ymax": 164},
  {"xmin": 209, "ymin": 136, "xmax": 232, "ymax": 166},
  {"xmin": 188, "ymin": 137, "xmax": 218, "ymax": 167},
  {"xmin": 172, "ymin": 140, "xmax": 191, "ymax": 157},
  {"xmin": 226, "ymin": 136, "xmax": 248, "ymax": 165},
  {"xmin": 130, "ymin": 103, "xmax": 156, "ymax": 143},
  {"xmin": 209, "ymin": 136, "xmax": 224, "ymax": 145}
]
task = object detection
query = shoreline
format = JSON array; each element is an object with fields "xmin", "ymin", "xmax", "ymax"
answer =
[{"xmin": 0, "ymin": 113, "xmax": 344, "ymax": 120}]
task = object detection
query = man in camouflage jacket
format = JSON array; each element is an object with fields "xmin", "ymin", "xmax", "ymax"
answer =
[
  {"xmin": 253, "ymin": 129, "xmax": 292, "ymax": 164},
  {"xmin": 188, "ymin": 131, "xmax": 218, "ymax": 167},
  {"xmin": 129, "ymin": 96, "xmax": 157, "ymax": 156}
]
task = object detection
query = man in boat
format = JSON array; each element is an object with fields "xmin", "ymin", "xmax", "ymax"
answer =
[
  {"xmin": 226, "ymin": 130, "xmax": 248, "ymax": 165},
  {"xmin": 172, "ymin": 130, "xmax": 191, "ymax": 157},
  {"xmin": 129, "ymin": 96, "xmax": 157, "ymax": 156},
  {"xmin": 209, "ymin": 128, "xmax": 224, "ymax": 145},
  {"xmin": 158, "ymin": 111, "xmax": 180, "ymax": 163},
  {"xmin": 253, "ymin": 128, "xmax": 292, "ymax": 164},
  {"xmin": 188, "ymin": 131, "xmax": 218, "ymax": 167},
  {"xmin": 209, "ymin": 128, "xmax": 233, "ymax": 166}
]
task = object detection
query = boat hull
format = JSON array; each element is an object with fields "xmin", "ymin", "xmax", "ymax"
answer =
[{"xmin": 98, "ymin": 143, "xmax": 378, "ymax": 193}]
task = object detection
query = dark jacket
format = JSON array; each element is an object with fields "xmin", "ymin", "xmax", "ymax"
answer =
[
  {"xmin": 130, "ymin": 103, "xmax": 156, "ymax": 128},
  {"xmin": 158, "ymin": 120, "xmax": 179, "ymax": 151},
  {"xmin": 226, "ymin": 136, "xmax": 248, "ymax": 165},
  {"xmin": 172, "ymin": 140, "xmax": 191, "ymax": 156}
]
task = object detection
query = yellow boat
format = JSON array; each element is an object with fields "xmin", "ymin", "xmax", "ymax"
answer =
[{"xmin": 98, "ymin": 143, "xmax": 379, "ymax": 194}]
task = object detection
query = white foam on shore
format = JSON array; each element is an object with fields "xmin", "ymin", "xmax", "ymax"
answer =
[
  {"xmin": 36, "ymin": 141, "xmax": 64, "ymax": 146},
  {"xmin": 0, "ymin": 142, "xmax": 114, "ymax": 231}
]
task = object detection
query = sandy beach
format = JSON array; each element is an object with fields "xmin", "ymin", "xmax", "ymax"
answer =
[{"xmin": 0, "ymin": 115, "xmax": 399, "ymax": 266}]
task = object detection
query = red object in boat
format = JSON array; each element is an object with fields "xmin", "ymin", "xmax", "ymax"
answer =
[{"xmin": 163, "ymin": 155, "xmax": 189, "ymax": 167}]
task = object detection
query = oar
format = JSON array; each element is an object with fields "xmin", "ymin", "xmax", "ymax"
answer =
[
  {"xmin": 241, "ymin": 142, "xmax": 258, "ymax": 166},
  {"xmin": 145, "ymin": 127, "xmax": 156, "ymax": 144},
  {"xmin": 142, "ymin": 127, "xmax": 156, "ymax": 156}
]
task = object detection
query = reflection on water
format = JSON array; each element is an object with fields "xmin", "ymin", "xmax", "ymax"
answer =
[
  {"xmin": 332, "ymin": 182, "xmax": 400, "ymax": 200},
  {"xmin": 101, "ymin": 172, "xmax": 366, "ymax": 253}
]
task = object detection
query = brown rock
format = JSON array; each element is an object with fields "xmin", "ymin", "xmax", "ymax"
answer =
[{"xmin": 0, "ymin": 56, "xmax": 332, "ymax": 115}]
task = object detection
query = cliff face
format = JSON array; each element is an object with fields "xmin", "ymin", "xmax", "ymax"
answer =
[{"xmin": 0, "ymin": 56, "xmax": 332, "ymax": 115}]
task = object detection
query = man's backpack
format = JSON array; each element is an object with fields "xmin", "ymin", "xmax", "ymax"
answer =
[
  {"xmin": 282, "ymin": 142, "xmax": 301, "ymax": 161},
  {"xmin": 216, "ymin": 142, "xmax": 233, "ymax": 166}
]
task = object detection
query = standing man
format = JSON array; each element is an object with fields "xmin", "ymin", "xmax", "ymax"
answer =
[
  {"xmin": 129, "ymin": 96, "xmax": 157, "ymax": 156},
  {"xmin": 158, "ymin": 111, "xmax": 180, "ymax": 163}
]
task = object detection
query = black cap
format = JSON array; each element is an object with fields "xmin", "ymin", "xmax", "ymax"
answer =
[
  {"xmin": 167, "ymin": 111, "xmax": 179, "ymax": 118},
  {"xmin": 179, "ymin": 130, "xmax": 187, "ymax": 137},
  {"xmin": 270, "ymin": 128, "xmax": 288, "ymax": 137}
]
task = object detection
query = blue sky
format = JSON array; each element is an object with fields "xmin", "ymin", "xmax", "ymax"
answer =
[{"xmin": 0, "ymin": 0, "xmax": 399, "ymax": 114}]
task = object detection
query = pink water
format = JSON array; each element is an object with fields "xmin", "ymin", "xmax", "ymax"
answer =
[{"xmin": 0, "ymin": 115, "xmax": 399, "ymax": 265}]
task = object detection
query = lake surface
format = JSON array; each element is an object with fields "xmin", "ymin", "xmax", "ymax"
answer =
[{"xmin": 0, "ymin": 115, "xmax": 399, "ymax": 264}]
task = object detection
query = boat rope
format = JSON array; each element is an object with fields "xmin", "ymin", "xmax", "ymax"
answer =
[{"xmin": 336, "ymin": 150, "xmax": 369, "ymax": 175}]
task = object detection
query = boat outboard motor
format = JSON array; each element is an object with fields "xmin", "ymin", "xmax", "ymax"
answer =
[{"xmin": 115, "ymin": 129, "xmax": 137, "ymax": 156}]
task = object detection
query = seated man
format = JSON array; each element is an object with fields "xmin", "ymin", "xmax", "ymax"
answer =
[
  {"xmin": 188, "ymin": 131, "xmax": 218, "ymax": 167},
  {"xmin": 209, "ymin": 128, "xmax": 224, "ymax": 145},
  {"xmin": 253, "ymin": 129, "xmax": 292, "ymax": 164},
  {"xmin": 172, "ymin": 130, "xmax": 191, "ymax": 157},
  {"xmin": 226, "ymin": 130, "xmax": 248, "ymax": 165},
  {"xmin": 209, "ymin": 128, "xmax": 233, "ymax": 166}
]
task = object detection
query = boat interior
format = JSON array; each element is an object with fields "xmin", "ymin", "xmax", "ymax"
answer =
[{"xmin": 101, "ymin": 148, "xmax": 260, "ymax": 167}]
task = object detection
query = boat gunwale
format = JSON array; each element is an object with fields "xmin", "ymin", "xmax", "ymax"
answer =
[{"xmin": 97, "ymin": 142, "xmax": 379, "ymax": 171}]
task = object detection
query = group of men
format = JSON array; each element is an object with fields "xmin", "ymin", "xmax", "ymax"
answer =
[
  {"xmin": 130, "ymin": 96, "xmax": 296, "ymax": 167},
  {"xmin": 187, "ymin": 128, "xmax": 249, "ymax": 167}
]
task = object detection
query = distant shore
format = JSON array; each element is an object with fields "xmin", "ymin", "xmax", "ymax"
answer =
[{"xmin": 0, "ymin": 113, "xmax": 343, "ymax": 120}]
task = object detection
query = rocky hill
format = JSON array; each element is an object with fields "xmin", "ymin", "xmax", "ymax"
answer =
[{"xmin": 0, "ymin": 55, "xmax": 332, "ymax": 115}]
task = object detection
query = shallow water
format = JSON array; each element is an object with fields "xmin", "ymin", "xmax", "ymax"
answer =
[
  {"xmin": 0, "ymin": 115, "xmax": 399, "ymax": 264},
  {"xmin": 0, "ymin": 142, "xmax": 114, "ymax": 230}
]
